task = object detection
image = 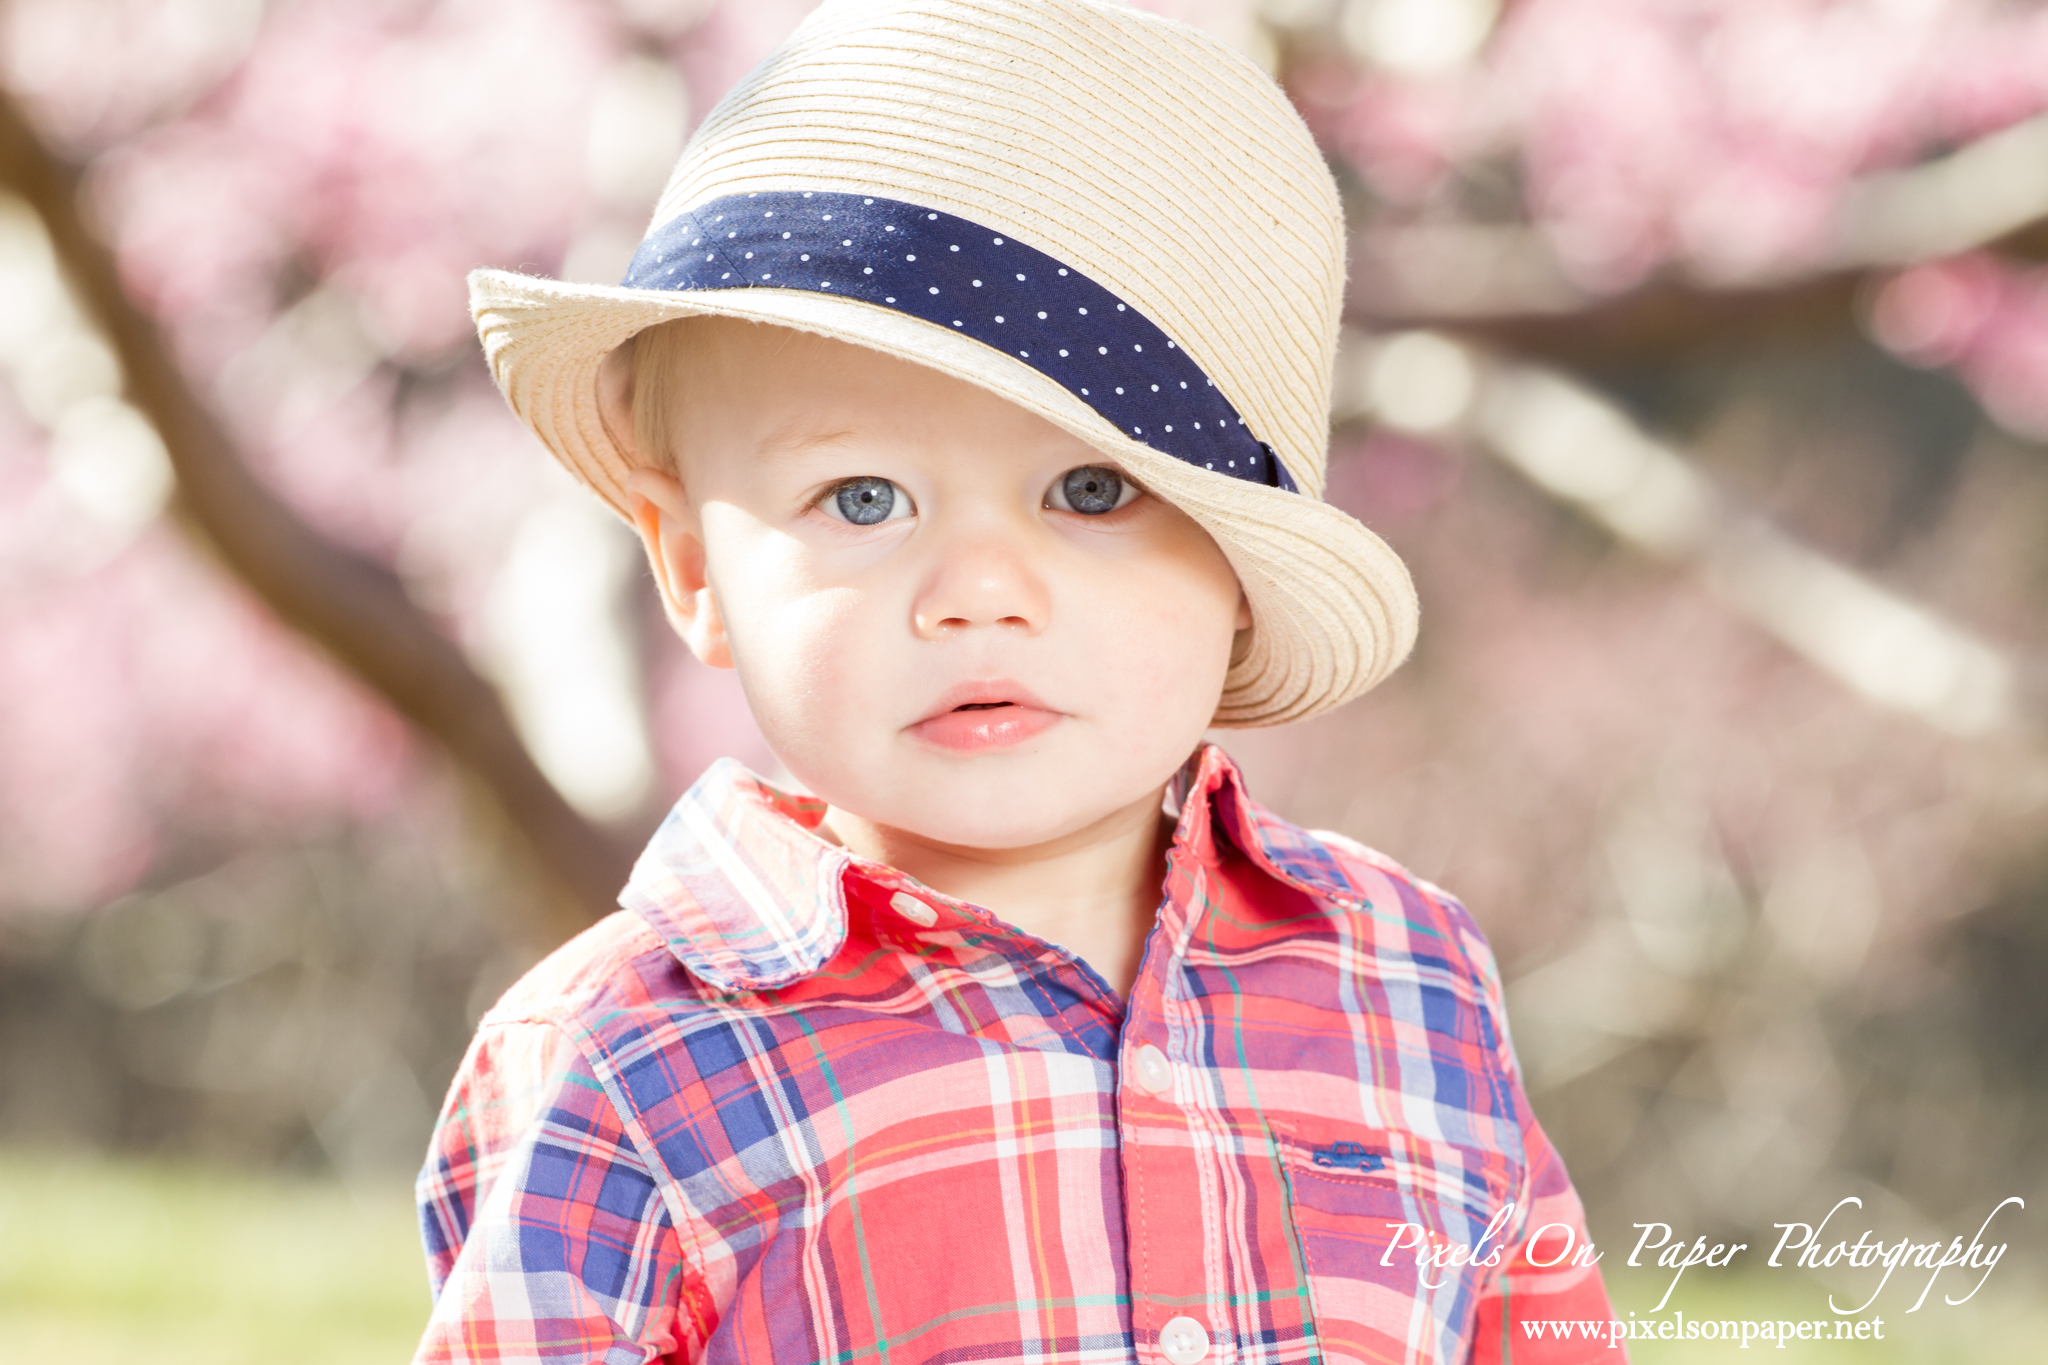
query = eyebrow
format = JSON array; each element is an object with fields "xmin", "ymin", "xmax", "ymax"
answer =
[{"xmin": 756, "ymin": 426, "xmax": 863, "ymax": 461}]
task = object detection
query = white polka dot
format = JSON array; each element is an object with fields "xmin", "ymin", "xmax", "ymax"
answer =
[
  {"xmin": 1228, "ymin": 460, "xmax": 1236, "ymax": 468},
  {"xmin": 1019, "ymin": 350, "xmax": 1029, "ymax": 357},
  {"xmin": 762, "ymin": 272, "xmax": 772, "ymax": 279},
  {"xmin": 1194, "ymin": 422, "xmax": 1202, "ymax": 429},
  {"xmin": 885, "ymin": 225, "xmax": 895, "ymax": 232},
  {"xmin": 693, "ymin": 237, "xmax": 703, "ymax": 245},
  {"xmin": 993, "ymin": 237, "xmax": 1004, "ymax": 244},
  {"xmin": 843, "ymin": 239, "xmax": 853, "ymax": 247},
  {"xmin": 765, "ymin": 210, "xmax": 774, "ymax": 217},
  {"xmin": 953, "ymin": 320, "xmax": 963, "ymax": 326},
  {"xmin": 721, "ymin": 272, "xmax": 731, "ymax": 279},
  {"xmin": 1165, "ymin": 425, "xmax": 1173, "ymax": 432},
  {"xmin": 823, "ymin": 214, "xmax": 834, "ymax": 221},
  {"xmin": 715, "ymin": 215, "xmax": 725, "ymax": 221},
  {"xmin": 782, "ymin": 231, "xmax": 791, "ymax": 239},
  {"xmin": 1015, "ymin": 273, "xmax": 1026, "ymax": 281},
  {"xmin": 1078, "ymin": 307, "xmax": 1088, "ymax": 315},
  {"xmin": 1206, "ymin": 462, "xmax": 1214, "ymax": 469},
  {"xmin": 950, "ymin": 244, "xmax": 960, "ymax": 252},
  {"xmin": 929, "ymin": 286, "xmax": 939, "ymax": 294},
  {"xmin": 1151, "ymin": 384, "xmax": 1159, "ymax": 392},
  {"xmin": 906, "ymin": 254, "xmax": 916, "ymax": 261},
  {"xmin": 864, "ymin": 267, "xmax": 873, "ymax": 274},
  {"xmin": 728, "ymin": 231, "xmax": 737, "ymax": 238},
  {"xmin": 1098, "ymin": 346, "xmax": 1108, "ymax": 354},
  {"xmin": 804, "ymin": 192, "xmax": 813, "ymax": 198},
  {"xmin": 1059, "ymin": 349, "xmax": 1069, "ymax": 357},
  {"xmin": 744, "ymin": 251, "xmax": 754, "ymax": 258},
  {"xmin": 1081, "ymin": 388, "xmax": 1090, "ymax": 395},
  {"xmin": 1037, "ymin": 311, "xmax": 1047, "ymax": 319},
  {"xmin": 865, "ymin": 198, "xmax": 875, "ymax": 204},
  {"xmin": 1058, "ymin": 268, "xmax": 1069, "ymax": 276},
  {"xmin": 1135, "ymin": 427, "xmax": 1143, "ymax": 434},
  {"xmin": 928, "ymin": 212, "xmax": 938, "ymax": 220},
  {"xmin": 972, "ymin": 280, "xmax": 982, "ymax": 287},
  {"xmin": 995, "ymin": 315, "xmax": 1005, "ymax": 323},
  {"xmin": 1118, "ymin": 304, "xmax": 1127, "ymax": 311},
  {"xmin": 886, "ymin": 296, "xmax": 896, "ymax": 302},
  {"xmin": 1168, "ymin": 342, "xmax": 1176, "ymax": 350},
  {"xmin": 1134, "ymin": 344, "xmax": 1143, "ymax": 352},
  {"xmin": 801, "ymin": 254, "xmax": 810, "ymax": 261},
  {"xmin": 705, "ymin": 253, "xmax": 714, "ymax": 261},
  {"xmin": 821, "ymin": 281, "xmax": 831, "ymax": 288},
  {"xmin": 1115, "ymin": 387, "xmax": 1125, "ymax": 394}
]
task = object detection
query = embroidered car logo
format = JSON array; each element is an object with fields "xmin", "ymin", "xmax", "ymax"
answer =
[{"xmin": 1310, "ymin": 1141, "xmax": 1386, "ymax": 1172}]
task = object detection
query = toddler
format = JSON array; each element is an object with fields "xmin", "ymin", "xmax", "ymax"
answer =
[{"xmin": 418, "ymin": 2, "xmax": 1621, "ymax": 1361}]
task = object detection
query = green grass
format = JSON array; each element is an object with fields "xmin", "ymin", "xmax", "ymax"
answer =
[
  {"xmin": 0, "ymin": 1148, "xmax": 428, "ymax": 1365},
  {"xmin": 1601, "ymin": 1263, "xmax": 2046, "ymax": 1362}
]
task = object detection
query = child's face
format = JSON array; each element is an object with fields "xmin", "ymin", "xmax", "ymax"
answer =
[{"xmin": 627, "ymin": 318, "xmax": 1247, "ymax": 851}]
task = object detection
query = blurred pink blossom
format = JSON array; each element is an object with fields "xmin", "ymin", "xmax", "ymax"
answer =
[
  {"xmin": 1872, "ymin": 253, "xmax": 2048, "ymax": 441},
  {"xmin": 1335, "ymin": 0, "xmax": 2048, "ymax": 287},
  {"xmin": 6, "ymin": 0, "xmax": 2045, "ymax": 923},
  {"xmin": 0, "ymin": 497, "xmax": 411, "ymax": 908}
]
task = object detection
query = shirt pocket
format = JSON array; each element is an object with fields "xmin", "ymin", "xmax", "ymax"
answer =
[{"xmin": 1270, "ymin": 1122, "xmax": 1513, "ymax": 1365}]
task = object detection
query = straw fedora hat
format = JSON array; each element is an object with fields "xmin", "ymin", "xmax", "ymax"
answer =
[{"xmin": 470, "ymin": 0, "xmax": 1417, "ymax": 725}]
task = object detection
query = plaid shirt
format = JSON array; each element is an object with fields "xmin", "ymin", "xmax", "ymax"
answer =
[{"xmin": 416, "ymin": 744, "xmax": 1617, "ymax": 1364}]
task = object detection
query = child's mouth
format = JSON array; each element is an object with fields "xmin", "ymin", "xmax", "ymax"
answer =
[{"xmin": 909, "ymin": 687, "xmax": 1061, "ymax": 751}]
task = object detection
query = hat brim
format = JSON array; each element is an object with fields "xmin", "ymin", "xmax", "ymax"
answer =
[{"xmin": 471, "ymin": 267, "xmax": 1417, "ymax": 725}]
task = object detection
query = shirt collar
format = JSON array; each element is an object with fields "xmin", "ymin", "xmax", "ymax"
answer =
[
  {"xmin": 621, "ymin": 745, "xmax": 1352, "ymax": 993},
  {"xmin": 619, "ymin": 758, "xmax": 854, "ymax": 993}
]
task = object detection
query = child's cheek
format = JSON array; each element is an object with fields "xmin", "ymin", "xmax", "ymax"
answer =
[
  {"xmin": 1075, "ymin": 563, "xmax": 1237, "ymax": 716},
  {"xmin": 722, "ymin": 575, "xmax": 901, "ymax": 779}
]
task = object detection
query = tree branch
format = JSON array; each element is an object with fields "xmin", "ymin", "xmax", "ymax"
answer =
[
  {"xmin": 0, "ymin": 89, "xmax": 630, "ymax": 941},
  {"xmin": 1348, "ymin": 113, "xmax": 2048, "ymax": 368}
]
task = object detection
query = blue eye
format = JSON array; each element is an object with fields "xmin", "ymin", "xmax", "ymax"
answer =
[
  {"xmin": 827, "ymin": 476, "xmax": 912, "ymax": 525},
  {"xmin": 1050, "ymin": 465, "xmax": 1137, "ymax": 515}
]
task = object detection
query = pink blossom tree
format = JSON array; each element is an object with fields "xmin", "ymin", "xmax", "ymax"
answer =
[{"xmin": 2, "ymin": 0, "xmax": 2044, "ymax": 1231}]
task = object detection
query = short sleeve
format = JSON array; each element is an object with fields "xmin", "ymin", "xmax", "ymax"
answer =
[{"xmin": 413, "ymin": 1017, "xmax": 704, "ymax": 1364}]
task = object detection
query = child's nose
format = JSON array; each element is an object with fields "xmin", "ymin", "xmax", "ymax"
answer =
[{"xmin": 911, "ymin": 534, "xmax": 1050, "ymax": 639}]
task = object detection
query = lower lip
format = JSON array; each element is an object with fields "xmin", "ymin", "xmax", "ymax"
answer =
[{"xmin": 909, "ymin": 704, "xmax": 1062, "ymax": 752}]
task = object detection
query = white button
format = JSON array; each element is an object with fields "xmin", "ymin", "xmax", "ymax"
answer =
[
  {"xmin": 1131, "ymin": 1043, "xmax": 1172, "ymax": 1096},
  {"xmin": 889, "ymin": 892, "xmax": 937, "ymax": 927},
  {"xmin": 1160, "ymin": 1316, "xmax": 1210, "ymax": 1365}
]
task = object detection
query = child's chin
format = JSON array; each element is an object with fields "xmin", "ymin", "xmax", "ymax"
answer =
[{"xmin": 867, "ymin": 777, "xmax": 1150, "ymax": 851}]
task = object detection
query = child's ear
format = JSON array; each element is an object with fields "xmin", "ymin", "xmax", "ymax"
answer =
[{"xmin": 625, "ymin": 466, "xmax": 733, "ymax": 669}]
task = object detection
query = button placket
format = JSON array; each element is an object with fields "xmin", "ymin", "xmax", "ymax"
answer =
[{"xmin": 1121, "ymin": 919, "xmax": 1229, "ymax": 1365}]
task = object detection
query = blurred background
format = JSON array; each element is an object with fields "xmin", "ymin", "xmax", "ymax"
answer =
[{"xmin": 1, "ymin": 0, "xmax": 2044, "ymax": 1359}]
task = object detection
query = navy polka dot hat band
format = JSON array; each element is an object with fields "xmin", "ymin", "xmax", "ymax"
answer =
[
  {"xmin": 469, "ymin": 0, "xmax": 1423, "ymax": 726},
  {"xmin": 623, "ymin": 191, "xmax": 1297, "ymax": 493}
]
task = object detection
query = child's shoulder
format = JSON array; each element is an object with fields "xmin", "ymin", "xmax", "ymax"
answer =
[
  {"xmin": 1237, "ymin": 799, "xmax": 1505, "ymax": 990},
  {"xmin": 478, "ymin": 907, "xmax": 708, "ymax": 1035},
  {"xmin": 1237, "ymin": 793, "xmax": 1472, "ymax": 920}
]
